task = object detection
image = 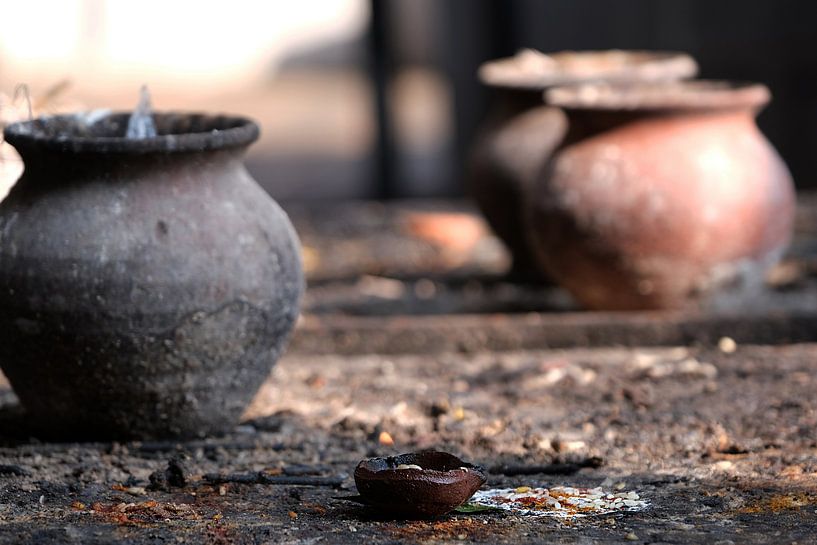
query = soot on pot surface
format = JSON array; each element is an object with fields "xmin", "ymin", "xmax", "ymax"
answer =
[{"xmin": 354, "ymin": 451, "xmax": 486, "ymax": 518}]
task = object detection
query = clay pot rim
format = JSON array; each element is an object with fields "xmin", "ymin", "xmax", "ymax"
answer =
[
  {"xmin": 3, "ymin": 111, "xmax": 259, "ymax": 154},
  {"xmin": 545, "ymin": 80, "xmax": 770, "ymax": 112},
  {"xmin": 478, "ymin": 49, "xmax": 698, "ymax": 90}
]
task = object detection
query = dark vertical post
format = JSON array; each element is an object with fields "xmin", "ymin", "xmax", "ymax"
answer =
[
  {"xmin": 368, "ymin": 0, "xmax": 395, "ymax": 199},
  {"xmin": 443, "ymin": 0, "xmax": 516, "ymax": 197}
]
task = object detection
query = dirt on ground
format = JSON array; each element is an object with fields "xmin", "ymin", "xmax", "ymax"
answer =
[
  {"xmin": 1, "ymin": 343, "xmax": 816, "ymax": 544},
  {"xmin": 1, "ymin": 199, "xmax": 817, "ymax": 543}
]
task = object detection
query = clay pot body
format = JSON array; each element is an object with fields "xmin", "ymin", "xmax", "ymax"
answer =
[
  {"xmin": 469, "ymin": 92, "xmax": 567, "ymax": 278},
  {"xmin": 0, "ymin": 113, "xmax": 303, "ymax": 439},
  {"xmin": 469, "ymin": 50, "xmax": 698, "ymax": 280},
  {"xmin": 528, "ymin": 83, "xmax": 795, "ymax": 310}
]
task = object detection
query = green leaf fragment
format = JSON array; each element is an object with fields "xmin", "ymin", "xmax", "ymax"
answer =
[{"xmin": 454, "ymin": 502, "xmax": 500, "ymax": 513}]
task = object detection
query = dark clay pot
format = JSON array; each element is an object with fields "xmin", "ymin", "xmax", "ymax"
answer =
[
  {"xmin": 469, "ymin": 50, "xmax": 698, "ymax": 280},
  {"xmin": 0, "ymin": 112, "xmax": 303, "ymax": 439},
  {"xmin": 354, "ymin": 451, "xmax": 486, "ymax": 518},
  {"xmin": 528, "ymin": 81, "xmax": 795, "ymax": 310}
]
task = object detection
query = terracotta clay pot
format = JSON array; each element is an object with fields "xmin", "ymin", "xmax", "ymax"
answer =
[
  {"xmin": 469, "ymin": 50, "xmax": 698, "ymax": 280},
  {"xmin": 0, "ymin": 112, "xmax": 303, "ymax": 439},
  {"xmin": 528, "ymin": 81, "xmax": 795, "ymax": 310},
  {"xmin": 354, "ymin": 451, "xmax": 486, "ymax": 518}
]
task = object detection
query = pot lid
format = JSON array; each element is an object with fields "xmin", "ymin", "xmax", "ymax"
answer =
[{"xmin": 478, "ymin": 49, "xmax": 698, "ymax": 90}]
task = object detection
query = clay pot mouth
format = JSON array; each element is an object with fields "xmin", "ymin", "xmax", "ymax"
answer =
[
  {"xmin": 545, "ymin": 80, "xmax": 771, "ymax": 112},
  {"xmin": 354, "ymin": 450, "xmax": 486, "ymax": 518},
  {"xmin": 479, "ymin": 49, "xmax": 698, "ymax": 90},
  {"xmin": 3, "ymin": 111, "xmax": 259, "ymax": 154}
]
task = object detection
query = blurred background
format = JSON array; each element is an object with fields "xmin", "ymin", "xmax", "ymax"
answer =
[{"xmin": 1, "ymin": 0, "xmax": 816, "ymax": 201}]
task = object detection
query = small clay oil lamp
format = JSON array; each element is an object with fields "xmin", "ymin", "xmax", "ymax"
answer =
[{"xmin": 354, "ymin": 451, "xmax": 486, "ymax": 518}]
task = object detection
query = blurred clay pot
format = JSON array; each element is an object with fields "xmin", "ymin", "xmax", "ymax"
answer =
[
  {"xmin": 528, "ymin": 81, "xmax": 795, "ymax": 310},
  {"xmin": 469, "ymin": 50, "xmax": 698, "ymax": 280},
  {"xmin": 0, "ymin": 112, "xmax": 303, "ymax": 439}
]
